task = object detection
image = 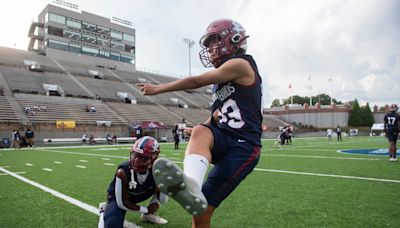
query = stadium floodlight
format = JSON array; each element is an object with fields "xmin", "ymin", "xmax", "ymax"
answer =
[
  {"xmin": 183, "ymin": 38, "xmax": 195, "ymax": 76},
  {"xmin": 328, "ymin": 78, "xmax": 333, "ymax": 104},
  {"xmin": 111, "ymin": 17, "xmax": 133, "ymax": 27},
  {"xmin": 52, "ymin": 0, "xmax": 79, "ymax": 11}
]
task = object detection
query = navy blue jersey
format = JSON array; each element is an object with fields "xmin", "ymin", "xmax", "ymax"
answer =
[
  {"xmin": 107, "ymin": 161, "xmax": 156, "ymax": 204},
  {"xmin": 25, "ymin": 130, "xmax": 34, "ymax": 138},
  {"xmin": 384, "ymin": 112, "xmax": 400, "ymax": 132},
  {"xmin": 211, "ymin": 54, "xmax": 263, "ymax": 146}
]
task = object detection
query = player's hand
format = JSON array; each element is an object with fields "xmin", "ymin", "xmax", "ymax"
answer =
[
  {"xmin": 136, "ymin": 83, "xmax": 159, "ymax": 95},
  {"xmin": 147, "ymin": 203, "xmax": 159, "ymax": 213}
]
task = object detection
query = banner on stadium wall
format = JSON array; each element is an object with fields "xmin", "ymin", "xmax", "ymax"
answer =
[{"xmin": 56, "ymin": 120, "xmax": 76, "ymax": 129}]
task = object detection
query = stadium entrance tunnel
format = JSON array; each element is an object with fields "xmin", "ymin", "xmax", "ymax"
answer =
[{"xmin": 338, "ymin": 149, "xmax": 400, "ymax": 156}]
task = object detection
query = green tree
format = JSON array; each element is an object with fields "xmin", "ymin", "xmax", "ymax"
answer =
[
  {"xmin": 271, "ymin": 99, "xmax": 281, "ymax": 107},
  {"xmin": 361, "ymin": 102, "xmax": 374, "ymax": 126},
  {"xmin": 283, "ymin": 95, "xmax": 307, "ymax": 105},
  {"xmin": 349, "ymin": 99, "xmax": 363, "ymax": 127},
  {"xmin": 316, "ymin": 93, "xmax": 333, "ymax": 105},
  {"xmin": 274, "ymin": 94, "xmax": 342, "ymax": 106}
]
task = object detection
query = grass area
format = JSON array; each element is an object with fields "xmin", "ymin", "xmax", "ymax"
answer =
[{"xmin": 0, "ymin": 136, "xmax": 399, "ymax": 227}]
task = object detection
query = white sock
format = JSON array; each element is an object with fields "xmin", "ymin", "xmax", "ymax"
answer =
[
  {"xmin": 183, "ymin": 154, "xmax": 209, "ymax": 189},
  {"xmin": 98, "ymin": 211, "xmax": 104, "ymax": 228}
]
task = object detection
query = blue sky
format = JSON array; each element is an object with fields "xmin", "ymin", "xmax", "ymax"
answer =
[{"xmin": 0, "ymin": 0, "xmax": 399, "ymax": 108}]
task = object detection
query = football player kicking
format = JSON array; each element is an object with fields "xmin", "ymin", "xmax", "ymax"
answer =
[
  {"xmin": 138, "ymin": 19, "xmax": 262, "ymax": 228},
  {"xmin": 98, "ymin": 136, "xmax": 168, "ymax": 228},
  {"xmin": 384, "ymin": 104, "xmax": 400, "ymax": 161}
]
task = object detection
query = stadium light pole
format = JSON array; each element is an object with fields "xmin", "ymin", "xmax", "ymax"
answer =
[
  {"xmin": 329, "ymin": 78, "xmax": 333, "ymax": 104},
  {"xmin": 183, "ymin": 38, "xmax": 195, "ymax": 76}
]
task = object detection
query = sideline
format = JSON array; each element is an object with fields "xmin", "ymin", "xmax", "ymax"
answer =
[{"xmin": 0, "ymin": 142, "xmax": 177, "ymax": 151}]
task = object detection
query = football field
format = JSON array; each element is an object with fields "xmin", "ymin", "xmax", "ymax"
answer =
[{"xmin": 1, "ymin": 136, "xmax": 399, "ymax": 228}]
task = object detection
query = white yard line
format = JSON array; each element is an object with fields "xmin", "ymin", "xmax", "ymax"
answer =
[
  {"xmin": 75, "ymin": 165, "xmax": 86, "ymax": 169},
  {"xmin": 42, "ymin": 168, "xmax": 53, "ymax": 172},
  {"xmin": 103, "ymin": 163, "xmax": 115, "ymax": 166},
  {"xmin": 262, "ymin": 154, "xmax": 382, "ymax": 161},
  {"xmin": 254, "ymin": 168, "xmax": 400, "ymax": 183},
  {"xmin": 268, "ymin": 148, "xmax": 336, "ymax": 152},
  {"xmin": 0, "ymin": 171, "xmax": 26, "ymax": 176},
  {"xmin": 97, "ymin": 148, "xmax": 119, "ymax": 151},
  {"xmin": 54, "ymin": 161, "xmax": 63, "ymax": 164},
  {"xmin": 25, "ymin": 163, "xmax": 34, "ymax": 166},
  {"xmin": 41, "ymin": 149, "xmax": 128, "ymax": 159},
  {"xmin": 160, "ymin": 160, "xmax": 397, "ymax": 183},
  {"xmin": 79, "ymin": 160, "xmax": 88, "ymax": 163},
  {"xmin": 0, "ymin": 167, "xmax": 98, "ymax": 215}
]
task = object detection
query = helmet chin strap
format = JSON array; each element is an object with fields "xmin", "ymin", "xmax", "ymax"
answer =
[{"xmin": 129, "ymin": 169, "xmax": 137, "ymax": 189}]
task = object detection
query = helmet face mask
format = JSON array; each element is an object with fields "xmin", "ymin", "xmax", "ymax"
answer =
[
  {"xmin": 199, "ymin": 19, "xmax": 249, "ymax": 68},
  {"xmin": 130, "ymin": 136, "xmax": 160, "ymax": 172}
]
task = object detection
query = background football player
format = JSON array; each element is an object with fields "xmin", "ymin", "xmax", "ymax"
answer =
[
  {"xmin": 384, "ymin": 104, "xmax": 400, "ymax": 161},
  {"xmin": 98, "ymin": 136, "xmax": 168, "ymax": 228}
]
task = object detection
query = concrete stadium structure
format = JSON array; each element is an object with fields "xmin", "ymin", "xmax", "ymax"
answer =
[
  {"xmin": 29, "ymin": 1, "xmax": 136, "ymax": 71},
  {"xmin": 263, "ymin": 103, "xmax": 393, "ymax": 132},
  {"xmin": 264, "ymin": 103, "xmax": 350, "ymax": 129}
]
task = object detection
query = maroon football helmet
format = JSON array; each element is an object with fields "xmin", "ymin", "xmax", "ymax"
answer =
[
  {"xmin": 199, "ymin": 19, "xmax": 249, "ymax": 68},
  {"xmin": 130, "ymin": 136, "xmax": 160, "ymax": 172}
]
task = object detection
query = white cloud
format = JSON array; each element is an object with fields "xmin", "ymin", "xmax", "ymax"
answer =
[{"xmin": 358, "ymin": 74, "xmax": 377, "ymax": 91}]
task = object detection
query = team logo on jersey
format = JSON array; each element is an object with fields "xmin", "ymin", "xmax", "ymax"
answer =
[
  {"xmin": 212, "ymin": 83, "xmax": 235, "ymax": 102},
  {"xmin": 338, "ymin": 148, "xmax": 400, "ymax": 156}
]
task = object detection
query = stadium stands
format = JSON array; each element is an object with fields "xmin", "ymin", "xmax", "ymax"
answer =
[
  {"xmin": 75, "ymin": 76, "xmax": 151, "ymax": 103},
  {"xmin": 263, "ymin": 114, "xmax": 288, "ymax": 131},
  {"xmin": 133, "ymin": 71, "xmax": 211, "ymax": 108},
  {"xmin": 0, "ymin": 67, "xmax": 91, "ymax": 97},
  {"xmin": 0, "ymin": 96, "xmax": 20, "ymax": 123},
  {"xmin": 15, "ymin": 94, "xmax": 127, "ymax": 125},
  {"xmin": 0, "ymin": 47, "xmax": 30, "ymax": 68},
  {"xmin": 167, "ymin": 107, "xmax": 210, "ymax": 126},
  {"xmin": 57, "ymin": 60, "xmax": 117, "ymax": 80},
  {"xmin": 106, "ymin": 102, "xmax": 181, "ymax": 126}
]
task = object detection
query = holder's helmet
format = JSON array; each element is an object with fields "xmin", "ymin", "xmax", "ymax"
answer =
[
  {"xmin": 129, "ymin": 136, "xmax": 160, "ymax": 172},
  {"xmin": 199, "ymin": 19, "xmax": 249, "ymax": 68}
]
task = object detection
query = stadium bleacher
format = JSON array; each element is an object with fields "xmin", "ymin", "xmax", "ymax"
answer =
[
  {"xmin": 263, "ymin": 114, "xmax": 288, "ymax": 131},
  {"xmin": 16, "ymin": 94, "xmax": 127, "ymax": 125},
  {"xmin": 106, "ymin": 102, "xmax": 181, "ymax": 126},
  {"xmin": 0, "ymin": 66, "xmax": 91, "ymax": 97},
  {"xmin": 0, "ymin": 96, "xmax": 20, "ymax": 123},
  {"xmin": 56, "ymin": 60, "xmax": 116, "ymax": 80},
  {"xmin": 166, "ymin": 106, "xmax": 210, "ymax": 126}
]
